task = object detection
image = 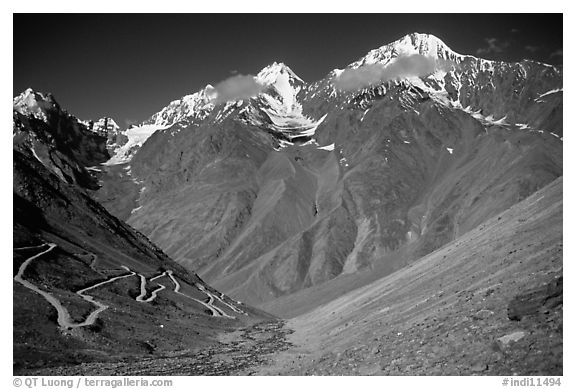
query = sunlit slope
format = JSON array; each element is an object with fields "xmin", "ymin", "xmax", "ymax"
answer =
[{"xmin": 262, "ymin": 177, "xmax": 562, "ymax": 375}]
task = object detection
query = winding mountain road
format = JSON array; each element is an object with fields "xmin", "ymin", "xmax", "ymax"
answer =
[
  {"xmin": 216, "ymin": 292, "xmax": 248, "ymax": 315},
  {"xmin": 15, "ymin": 243, "xmax": 93, "ymax": 329},
  {"xmin": 134, "ymin": 273, "xmax": 166, "ymax": 303},
  {"xmin": 72, "ymin": 266, "xmax": 135, "ymax": 328},
  {"xmin": 15, "ymin": 245, "xmax": 136, "ymax": 329},
  {"xmin": 164, "ymin": 270, "xmax": 234, "ymax": 318},
  {"xmin": 15, "ymin": 245, "xmax": 139, "ymax": 330},
  {"xmin": 195, "ymin": 282, "xmax": 237, "ymax": 318},
  {"xmin": 141, "ymin": 284, "xmax": 166, "ymax": 303},
  {"xmin": 135, "ymin": 274, "xmax": 148, "ymax": 302},
  {"xmin": 14, "ymin": 243, "xmax": 243, "ymax": 330}
]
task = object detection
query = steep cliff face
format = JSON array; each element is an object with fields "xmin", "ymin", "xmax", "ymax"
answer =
[{"xmin": 95, "ymin": 33, "xmax": 562, "ymax": 309}]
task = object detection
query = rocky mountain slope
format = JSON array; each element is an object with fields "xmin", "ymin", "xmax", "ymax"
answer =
[
  {"xmin": 96, "ymin": 33, "xmax": 562, "ymax": 312},
  {"xmin": 258, "ymin": 177, "xmax": 562, "ymax": 375},
  {"xmin": 13, "ymin": 91, "xmax": 272, "ymax": 373},
  {"xmin": 13, "ymin": 89, "xmax": 110, "ymax": 190},
  {"xmin": 23, "ymin": 176, "xmax": 563, "ymax": 375}
]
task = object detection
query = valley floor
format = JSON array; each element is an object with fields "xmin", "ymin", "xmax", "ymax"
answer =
[{"xmin": 21, "ymin": 320, "xmax": 293, "ymax": 376}]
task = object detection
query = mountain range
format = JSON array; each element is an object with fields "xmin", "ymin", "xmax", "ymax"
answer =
[
  {"xmin": 93, "ymin": 33, "xmax": 562, "ymax": 309},
  {"xmin": 13, "ymin": 32, "xmax": 563, "ymax": 375}
]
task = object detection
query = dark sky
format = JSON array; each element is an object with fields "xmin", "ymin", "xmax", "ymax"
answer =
[{"xmin": 13, "ymin": 14, "xmax": 563, "ymax": 126}]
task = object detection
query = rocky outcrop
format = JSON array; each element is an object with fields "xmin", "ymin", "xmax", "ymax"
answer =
[{"xmin": 508, "ymin": 276, "xmax": 563, "ymax": 321}]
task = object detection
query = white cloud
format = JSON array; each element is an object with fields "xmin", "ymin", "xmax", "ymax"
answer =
[
  {"xmin": 209, "ymin": 74, "xmax": 265, "ymax": 104},
  {"xmin": 332, "ymin": 54, "xmax": 455, "ymax": 91}
]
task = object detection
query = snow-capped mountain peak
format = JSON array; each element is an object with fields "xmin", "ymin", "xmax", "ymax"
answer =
[
  {"xmin": 238, "ymin": 62, "xmax": 327, "ymax": 147},
  {"xmin": 351, "ymin": 32, "xmax": 462, "ymax": 69},
  {"xmin": 256, "ymin": 62, "xmax": 304, "ymax": 86},
  {"xmin": 258, "ymin": 63, "xmax": 305, "ymax": 112},
  {"xmin": 13, "ymin": 88, "xmax": 59, "ymax": 122}
]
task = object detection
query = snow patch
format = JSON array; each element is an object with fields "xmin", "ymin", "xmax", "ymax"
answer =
[
  {"xmin": 470, "ymin": 110, "xmax": 508, "ymax": 126},
  {"xmin": 317, "ymin": 143, "xmax": 335, "ymax": 151},
  {"xmin": 30, "ymin": 146, "xmax": 43, "ymax": 164},
  {"xmin": 537, "ymin": 88, "xmax": 562, "ymax": 99},
  {"xmin": 104, "ymin": 124, "xmax": 167, "ymax": 165}
]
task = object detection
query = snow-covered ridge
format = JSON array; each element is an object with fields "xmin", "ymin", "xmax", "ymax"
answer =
[
  {"xmin": 103, "ymin": 62, "xmax": 318, "ymax": 164},
  {"xmin": 145, "ymin": 85, "xmax": 216, "ymax": 128},
  {"xmin": 140, "ymin": 63, "xmax": 304, "ymax": 131},
  {"xmin": 348, "ymin": 32, "xmax": 516, "ymax": 70},
  {"xmin": 102, "ymin": 85, "xmax": 219, "ymax": 165},
  {"xmin": 315, "ymin": 32, "xmax": 561, "ymax": 139}
]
